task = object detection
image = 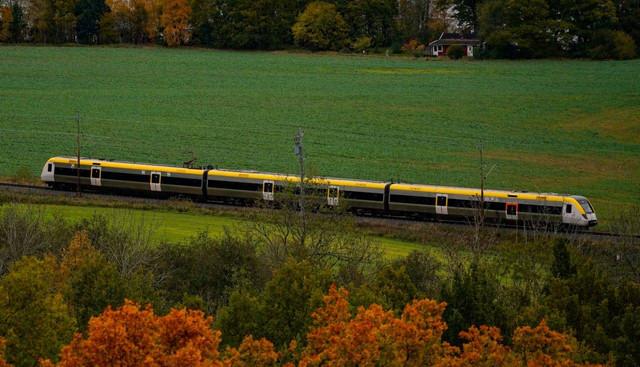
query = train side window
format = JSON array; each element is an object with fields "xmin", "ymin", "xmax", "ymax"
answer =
[
  {"xmin": 507, "ymin": 204, "xmax": 516, "ymax": 215},
  {"xmin": 151, "ymin": 174, "xmax": 160, "ymax": 183},
  {"xmin": 91, "ymin": 168, "xmax": 100, "ymax": 178},
  {"xmin": 47, "ymin": 163, "xmax": 52, "ymax": 172},
  {"xmin": 437, "ymin": 196, "xmax": 447, "ymax": 206},
  {"xmin": 566, "ymin": 204, "xmax": 572, "ymax": 213},
  {"xmin": 264, "ymin": 182, "xmax": 273, "ymax": 193}
]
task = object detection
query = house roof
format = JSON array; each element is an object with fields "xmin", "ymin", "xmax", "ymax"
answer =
[{"xmin": 429, "ymin": 33, "xmax": 480, "ymax": 46}]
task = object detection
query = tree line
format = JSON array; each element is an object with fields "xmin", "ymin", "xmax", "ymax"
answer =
[
  {"xmin": 0, "ymin": 0, "xmax": 637, "ymax": 58},
  {"xmin": 0, "ymin": 190, "xmax": 639, "ymax": 366}
]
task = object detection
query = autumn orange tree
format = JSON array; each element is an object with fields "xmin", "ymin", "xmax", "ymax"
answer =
[
  {"xmin": 40, "ymin": 300, "xmax": 278, "ymax": 367},
  {"xmin": 160, "ymin": 0, "xmax": 191, "ymax": 46},
  {"xmin": 298, "ymin": 285, "xmax": 608, "ymax": 367},
  {"xmin": 299, "ymin": 285, "xmax": 451, "ymax": 366}
]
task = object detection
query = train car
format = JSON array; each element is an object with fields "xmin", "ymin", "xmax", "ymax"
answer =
[
  {"xmin": 40, "ymin": 156, "xmax": 597, "ymax": 228},
  {"xmin": 41, "ymin": 156, "xmax": 205, "ymax": 197},
  {"xmin": 387, "ymin": 183, "xmax": 597, "ymax": 228}
]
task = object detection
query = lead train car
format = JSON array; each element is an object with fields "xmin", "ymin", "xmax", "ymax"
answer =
[{"xmin": 41, "ymin": 157, "xmax": 598, "ymax": 228}]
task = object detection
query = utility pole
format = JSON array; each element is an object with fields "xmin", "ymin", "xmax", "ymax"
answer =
[
  {"xmin": 76, "ymin": 112, "xmax": 82, "ymax": 198},
  {"xmin": 294, "ymin": 126, "xmax": 305, "ymax": 214},
  {"xmin": 477, "ymin": 142, "xmax": 496, "ymax": 224}
]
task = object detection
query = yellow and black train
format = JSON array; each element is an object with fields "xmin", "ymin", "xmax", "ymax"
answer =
[{"xmin": 41, "ymin": 156, "xmax": 598, "ymax": 228}]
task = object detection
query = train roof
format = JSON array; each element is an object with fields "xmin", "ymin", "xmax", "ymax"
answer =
[{"xmin": 48, "ymin": 156, "xmax": 572, "ymax": 201}]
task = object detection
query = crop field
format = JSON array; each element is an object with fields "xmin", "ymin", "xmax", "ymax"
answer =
[{"xmin": 1, "ymin": 46, "xmax": 638, "ymax": 226}]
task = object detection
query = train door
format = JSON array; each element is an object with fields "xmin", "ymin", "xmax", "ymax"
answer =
[
  {"xmin": 90, "ymin": 166, "xmax": 101, "ymax": 186},
  {"xmin": 262, "ymin": 180, "xmax": 274, "ymax": 201},
  {"xmin": 506, "ymin": 203, "xmax": 518, "ymax": 220},
  {"xmin": 150, "ymin": 172, "xmax": 161, "ymax": 192},
  {"xmin": 435, "ymin": 194, "xmax": 448, "ymax": 215},
  {"xmin": 328, "ymin": 185, "xmax": 339, "ymax": 206}
]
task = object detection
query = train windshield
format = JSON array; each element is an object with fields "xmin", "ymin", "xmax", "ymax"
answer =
[{"xmin": 577, "ymin": 199, "xmax": 594, "ymax": 214}]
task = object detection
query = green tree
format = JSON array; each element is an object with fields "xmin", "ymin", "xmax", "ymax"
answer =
[
  {"xmin": 261, "ymin": 259, "xmax": 334, "ymax": 349},
  {"xmin": 615, "ymin": 0, "xmax": 640, "ymax": 47},
  {"xmin": 392, "ymin": 250, "xmax": 441, "ymax": 298},
  {"xmin": 59, "ymin": 232, "xmax": 128, "ymax": 331},
  {"xmin": 437, "ymin": 0, "xmax": 484, "ymax": 31},
  {"xmin": 556, "ymin": 0, "xmax": 617, "ymax": 56},
  {"xmin": 478, "ymin": 0, "xmax": 560, "ymax": 58},
  {"xmin": 588, "ymin": 29, "xmax": 637, "ymax": 59},
  {"xmin": 535, "ymin": 260, "xmax": 640, "ymax": 365},
  {"xmin": 27, "ymin": 0, "xmax": 54, "ymax": 43},
  {"xmin": 75, "ymin": 0, "xmax": 109, "ymax": 43},
  {"xmin": 0, "ymin": 256, "xmax": 76, "ymax": 367},
  {"xmin": 53, "ymin": 0, "xmax": 78, "ymax": 42},
  {"xmin": 440, "ymin": 262, "xmax": 512, "ymax": 346},
  {"xmin": 335, "ymin": 0, "xmax": 398, "ymax": 47},
  {"xmin": 396, "ymin": 0, "xmax": 432, "ymax": 44},
  {"xmin": 551, "ymin": 237, "xmax": 576, "ymax": 280},
  {"xmin": 98, "ymin": 11, "xmax": 119, "ymax": 43},
  {"xmin": 292, "ymin": 1, "xmax": 349, "ymax": 51},
  {"xmin": 189, "ymin": 0, "xmax": 216, "ymax": 46},
  {"xmin": 215, "ymin": 290, "xmax": 264, "ymax": 348},
  {"xmin": 8, "ymin": 3, "xmax": 25, "ymax": 42},
  {"xmin": 374, "ymin": 265, "xmax": 419, "ymax": 313},
  {"xmin": 156, "ymin": 231, "xmax": 269, "ymax": 315}
]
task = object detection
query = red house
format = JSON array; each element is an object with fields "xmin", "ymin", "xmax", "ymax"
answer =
[{"xmin": 428, "ymin": 33, "xmax": 480, "ymax": 57}]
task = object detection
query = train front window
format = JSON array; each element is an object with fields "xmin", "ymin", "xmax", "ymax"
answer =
[{"xmin": 577, "ymin": 199, "xmax": 593, "ymax": 214}]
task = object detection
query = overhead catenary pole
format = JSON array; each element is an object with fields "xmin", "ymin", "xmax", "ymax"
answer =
[
  {"xmin": 478, "ymin": 142, "xmax": 484, "ymax": 221},
  {"xmin": 477, "ymin": 142, "xmax": 496, "ymax": 225},
  {"xmin": 294, "ymin": 126, "xmax": 305, "ymax": 214},
  {"xmin": 76, "ymin": 112, "xmax": 82, "ymax": 198}
]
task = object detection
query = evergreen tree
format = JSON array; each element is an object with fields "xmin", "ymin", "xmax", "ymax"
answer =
[
  {"xmin": 75, "ymin": 0, "xmax": 109, "ymax": 43},
  {"xmin": 551, "ymin": 237, "xmax": 577, "ymax": 280},
  {"xmin": 8, "ymin": 3, "xmax": 25, "ymax": 42}
]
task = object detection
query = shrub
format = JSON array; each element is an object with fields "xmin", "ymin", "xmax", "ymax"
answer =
[
  {"xmin": 352, "ymin": 36, "xmax": 371, "ymax": 53},
  {"xmin": 401, "ymin": 39, "xmax": 423, "ymax": 54},
  {"xmin": 156, "ymin": 230, "xmax": 269, "ymax": 315},
  {"xmin": 292, "ymin": 2, "xmax": 349, "ymax": 51},
  {"xmin": 0, "ymin": 203, "xmax": 73, "ymax": 275},
  {"xmin": 589, "ymin": 30, "xmax": 637, "ymax": 60},
  {"xmin": 390, "ymin": 41, "xmax": 403, "ymax": 54},
  {"xmin": 11, "ymin": 165, "xmax": 37, "ymax": 185},
  {"xmin": 392, "ymin": 250, "xmax": 441, "ymax": 298},
  {"xmin": 446, "ymin": 44, "xmax": 465, "ymax": 59}
]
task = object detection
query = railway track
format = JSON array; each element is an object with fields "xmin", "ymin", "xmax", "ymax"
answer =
[{"xmin": 1, "ymin": 182, "xmax": 636, "ymax": 242}]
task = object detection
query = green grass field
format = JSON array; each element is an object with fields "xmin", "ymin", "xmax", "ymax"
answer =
[
  {"xmin": 1, "ymin": 46, "xmax": 638, "ymax": 226},
  {"xmin": 32, "ymin": 203, "xmax": 427, "ymax": 259}
]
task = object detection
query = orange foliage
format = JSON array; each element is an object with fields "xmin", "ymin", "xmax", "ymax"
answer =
[
  {"xmin": 438, "ymin": 320, "xmax": 608, "ymax": 367},
  {"xmin": 300, "ymin": 285, "xmax": 451, "ymax": 366},
  {"xmin": 512, "ymin": 319, "xmax": 586, "ymax": 367},
  {"xmin": 0, "ymin": 340, "xmax": 11, "ymax": 367},
  {"xmin": 222, "ymin": 336, "xmax": 279, "ymax": 367},
  {"xmin": 41, "ymin": 300, "xmax": 222, "ymax": 367},
  {"xmin": 401, "ymin": 39, "xmax": 424, "ymax": 53},
  {"xmin": 160, "ymin": 0, "xmax": 191, "ymax": 46},
  {"xmin": 39, "ymin": 287, "xmax": 609, "ymax": 367},
  {"xmin": 40, "ymin": 300, "xmax": 283, "ymax": 367}
]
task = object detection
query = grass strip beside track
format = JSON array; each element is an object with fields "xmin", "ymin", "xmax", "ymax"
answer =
[{"xmin": 27, "ymin": 203, "xmax": 430, "ymax": 259}]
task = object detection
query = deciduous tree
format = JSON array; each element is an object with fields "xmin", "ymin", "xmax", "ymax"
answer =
[
  {"xmin": 161, "ymin": 0, "xmax": 191, "ymax": 46},
  {"xmin": 292, "ymin": 1, "xmax": 349, "ymax": 51},
  {"xmin": 0, "ymin": 256, "xmax": 75, "ymax": 367},
  {"xmin": 59, "ymin": 232, "xmax": 128, "ymax": 331}
]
